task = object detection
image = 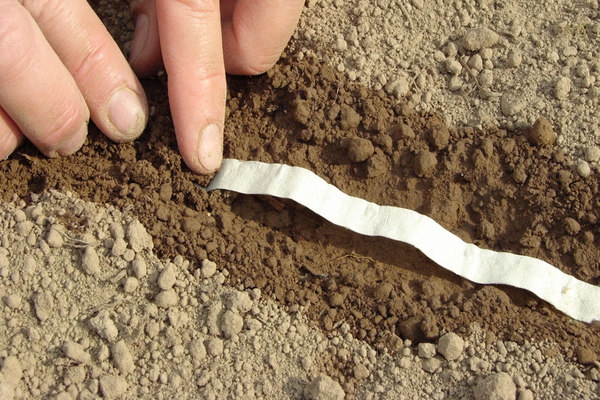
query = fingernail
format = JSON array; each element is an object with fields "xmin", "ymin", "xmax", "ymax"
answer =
[
  {"xmin": 108, "ymin": 87, "xmax": 146, "ymax": 140},
  {"xmin": 198, "ymin": 124, "xmax": 223, "ymax": 173},
  {"xmin": 56, "ymin": 121, "xmax": 88, "ymax": 157},
  {"xmin": 129, "ymin": 13, "xmax": 149, "ymax": 65}
]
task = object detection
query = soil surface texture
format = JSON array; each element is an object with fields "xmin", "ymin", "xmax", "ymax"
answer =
[{"xmin": 0, "ymin": 1, "xmax": 599, "ymax": 399}]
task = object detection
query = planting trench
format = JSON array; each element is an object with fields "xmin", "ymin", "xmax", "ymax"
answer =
[{"xmin": 0, "ymin": 0, "xmax": 599, "ymax": 398}]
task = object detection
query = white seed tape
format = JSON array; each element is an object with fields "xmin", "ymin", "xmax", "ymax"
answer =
[{"xmin": 207, "ymin": 159, "xmax": 600, "ymax": 324}]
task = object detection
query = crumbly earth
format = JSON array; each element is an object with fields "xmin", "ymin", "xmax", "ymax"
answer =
[
  {"xmin": 0, "ymin": 191, "xmax": 598, "ymax": 399},
  {"xmin": 292, "ymin": 0, "xmax": 600, "ymax": 168},
  {"xmin": 0, "ymin": 0, "xmax": 599, "ymax": 399}
]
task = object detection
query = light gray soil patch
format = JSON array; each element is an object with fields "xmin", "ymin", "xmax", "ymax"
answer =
[{"xmin": 0, "ymin": 191, "xmax": 598, "ymax": 399}]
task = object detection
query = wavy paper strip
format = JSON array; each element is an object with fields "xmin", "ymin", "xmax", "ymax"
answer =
[{"xmin": 207, "ymin": 159, "xmax": 600, "ymax": 324}]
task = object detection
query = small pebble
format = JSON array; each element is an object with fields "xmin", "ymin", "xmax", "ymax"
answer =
[
  {"xmin": 444, "ymin": 42, "xmax": 458, "ymax": 58},
  {"xmin": 46, "ymin": 228, "xmax": 63, "ymax": 248},
  {"xmin": 131, "ymin": 257, "xmax": 147, "ymax": 278},
  {"xmin": 576, "ymin": 347, "xmax": 597, "ymax": 365},
  {"xmin": 206, "ymin": 338, "xmax": 224, "ymax": 357},
  {"xmin": 158, "ymin": 263, "xmax": 177, "ymax": 290},
  {"xmin": 33, "ymin": 291, "xmax": 54, "ymax": 321},
  {"xmin": 554, "ymin": 76, "xmax": 571, "ymax": 100},
  {"xmin": 62, "ymin": 341, "xmax": 91, "ymax": 364},
  {"xmin": 126, "ymin": 220, "xmax": 153, "ymax": 252},
  {"xmin": 478, "ymin": 70, "xmax": 493, "ymax": 87},
  {"xmin": 220, "ymin": 310, "xmax": 244, "ymax": 339},
  {"xmin": 583, "ymin": 146, "xmax": 600, "ymax": 163},
  {"xmin": 448, "ymin": 76, "xmax": 463, "ymax": 91},
  {"xmin": 385, "ymin": 78, "xmax": 410, "ymax": 98},
  {"xmin": 5, "ymin": 294, "xmax": 22, "ymax": 309},
  {"xmin": 445, "ymin": 59, "xmax": 462, "ymax": 75},
  {"xmin": 122, "ymin": 277, "xmax": 139, "ymax": 293},
  {"xmin": 109, "ymin": 223, "xmax": 125, "ymax": 239},
  {"xmin": 418, "ymin": 343, "xmax": 436, "ymax": 359},
  {"xmin": 353, "ymin": 364, "xmax": 370, "ymax": 380},
  {"xmin": 12, "ymin": 210, "xmax": 26, "ymax": 223},
  {"xmin": 437, "ymin": 332, "xmax": 464, "ymax": 361},
  {"xmin": 506, "ymin": 49, "xmax": 522, "ymax": 68},
  {"xmin": 111, "ymin": 238, "xmax": 127, "ymax": 257},
  {"xmin": 468, "ymin": 54, "xmax": 483, "ymax": 71},
  {"xmin": 16, "ymin": 221, "xmax": 34, "ymax": 236},
  {"xmin": 111, "ymin": 340, "xmax": 134, "ymax": 375},
  {"xmin": 155, "ymin": 290, "xmax": 178, "ymax": 308},
  {"xmin": 480, "ymin": 48, "xmax": 493, "ymax": 60},
  {"xmin": 422, "ymin": 358, "xmax": 441, "ymax": 373},
  {"xmin": 473, "ymin": 372, "xmax": 516, "ymax": 400},
  {"xmin": 577, "ymin": 159, "xmax": 591, "ymax": 178},
  {"xmin": 189, "ymin": 339, "xmax": 207, "ymax": 361},
  {"xmin": 518, "ymin": 389, "xmax": 534, "ymax": 400},
  {"xmin": 82, "ymin": 247, "xmax": 101, "ymax": 276},
  {"xmin": 528, "ymin": 117, "xmax": 556, "ymax": 146},
  {"xmin": 201, "ymin": 259, "xmax": 217, "ymax": 278},
  {"xmin": 346, "ymin": 137, "xmax": 375, "ymax": 163},
  {"xmin": 89, "ymin": 310, "xmax": 119, "ymax": 342},
  {"xmin": 564, "ymin": 217, "xmax": 581, "ymax": 235},
  {"xmin": 304, "ymin": 374, "xmax": 345, "ymax": 400},
  {"xmin": 399, "ymin": 357, "xmax": 411, "ymax": 368},
  {"xmin": 460, "ymin": 27, "xmax": 499, "ymax": 51}
]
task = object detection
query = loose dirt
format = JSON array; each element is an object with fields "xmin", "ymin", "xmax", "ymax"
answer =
[
  {"xmin": 2, "ymin": 51, "xmax": 600, "ymax": 361},
  {"xmin": 0, "ymin": 0, "xmax": 599, "ymax": 399},
  {"xmin": 0, "ymin": 191, "xmax": 597, "ymax": 399},
  {"xmin": 293, "ymin": 0, "xmax": 600, "ymax": 166}
]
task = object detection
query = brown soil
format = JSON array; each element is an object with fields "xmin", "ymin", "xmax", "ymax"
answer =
[{"xmin": 1, "ymin": 52, "xmax": 599, "ymax": 367}]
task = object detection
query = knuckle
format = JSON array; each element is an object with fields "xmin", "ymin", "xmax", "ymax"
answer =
[
  {"xmin": 70, "ymin": 40, "xmax": 110, "ymax": 79},
  {"xmin": 20, "ymin": 0, "xmax": 54, "ymax": 20}
]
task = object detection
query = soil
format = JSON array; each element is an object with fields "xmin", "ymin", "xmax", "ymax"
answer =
[
  {"xmin": 1, "ymin": 0, "xmax": 599, "ymax": 398},
  {"xmin": 292, "ymin": 0, "xmax": 600, "ymax": 166},
  {"xmin": 2, "ymin": 50, "xmax": 600, "ymax": 360},
  {"xmin": 1, "ymin": 191, "xmax": 596, "ymax": 399}
]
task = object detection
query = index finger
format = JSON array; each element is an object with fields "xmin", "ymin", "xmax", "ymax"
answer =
[{"xmin": 156, "ymin": 0, "xmax": 226, "ymax": 174}]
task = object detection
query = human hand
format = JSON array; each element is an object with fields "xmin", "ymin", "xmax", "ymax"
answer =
[
  {"xmin": 129, "ymin": 0, "xmax": 304, "ymax": 174},
  {"xmin": 0, "ymin": 0, "xmax": 148, "ymax": 160}
]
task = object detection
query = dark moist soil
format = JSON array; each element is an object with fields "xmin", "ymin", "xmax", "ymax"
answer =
[{"xmin": 1, "ymin": 52, "xmax": 600, "ymax": 368}]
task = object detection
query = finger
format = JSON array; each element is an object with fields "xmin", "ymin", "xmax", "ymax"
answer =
[
  {"xmin": 0, "ymin": 1, "xmax": 89, "ymax": 156},
  {"xmin": 24, "ymin": 0, "xmax": 148, "ymax": 142},
  {"xmin": 130, "ymin": 0, "xmax": 163, "ymax": 77},
  {"xmin": 156, "ymin": 0, "xmax": 226, "ymax": 174},
  {"xmin": 0, "ymin": 107, "xmax": 25, "ymax": 160},
  {"xmin": 221, "ymin": 0, "xmax": 304, "ymax": 75}
]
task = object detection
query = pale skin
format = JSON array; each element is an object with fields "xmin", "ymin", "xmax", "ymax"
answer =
[{"xmin": 0, "ymin": 0, "xmax": 304, "ymax": 174}]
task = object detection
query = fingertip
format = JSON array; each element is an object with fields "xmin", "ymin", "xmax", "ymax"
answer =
[
  {"xmin": 183, "ymin": 123, "xmax": 223, "ymax": 175},
  {"xmin": 197, "ymin": 123, "xmax": 223, "ymax": 173},
  {"xmin": 0, "ymin": 109, "xmax": 24, "ymax": 160},
  {"xmin": 55, "ymin": 120, "xmax": 88, "ymax": 157},
  {"xmin": 129, "ymin": 13, "xmax": 149, "ymax": 67},
  {"xmin": 129, "ymin": 10, "xmax": 162, "ymax": 77},
  {"xmin": 0, "ymin": 136, "xmax": 22, "ymax": 161},
  {"xmin": 107, "ymin": 86, "xmax": 148, "ymax": 142}
]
